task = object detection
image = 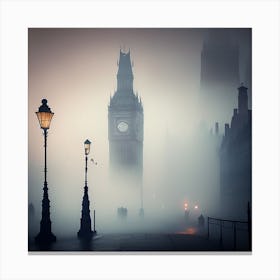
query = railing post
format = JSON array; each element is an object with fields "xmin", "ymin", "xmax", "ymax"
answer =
[
  {"xmin": 219, "ymin": 220, "xmax": 223, "ymax": 245},
  {"xmin": 207, "ymin": 217, "xmax": 210, "ymax": 239},
  {"xmin": 233, "ymin": 222, "xmax": 237, "ymax": 250},
  {"xmin": 247, "ymin": 201, "xmax": 252, "ymax": 250},
  {"xmin": 94, "ymin": 209, "xmax": 96, "ymax": 233}
]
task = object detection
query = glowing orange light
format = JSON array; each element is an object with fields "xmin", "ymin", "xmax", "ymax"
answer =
[
  {"xmin": 186, "ymin": 227, "xmax": 196, "ymax": 235},
  {"xmin": 184, "ymin": 203, "xmax": 188, "ymax": 208},
  {"xmin": 177, "ymin": 227, "xmax": 197, "ymax": 235}
]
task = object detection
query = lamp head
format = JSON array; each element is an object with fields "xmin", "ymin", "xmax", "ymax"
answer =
[
  {"xmin": 84, "ymin": 139, "xmax": 91, "ymax": 155},
  {"xmin": 35, "ymin": 99, "xmax": 54, "ymax": 130}
]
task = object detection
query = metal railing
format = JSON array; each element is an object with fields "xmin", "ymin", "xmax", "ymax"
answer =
[
  {"xmin": 207, "ymin": 217, "xmax": 250, "ymax": 250},
  {"xmin": 208, "ymin": 202, "xmax": 252, "ymax": 250}
]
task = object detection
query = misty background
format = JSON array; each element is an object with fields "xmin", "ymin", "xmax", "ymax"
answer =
[{"xmin": 28, "ymin": 28, "xmax": 251, "ymax": 237}]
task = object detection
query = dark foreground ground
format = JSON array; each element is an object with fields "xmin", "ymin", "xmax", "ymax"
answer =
[
  {"xmin": 29, "ymin": 230, "xmax": 250, "ymax": 252},
  {"xmin": 29, "ymin": 215, "xmax": 251, "ymax": 252},
  {"xmin": 29, "ymin": 233, "xmax": 218, "ymax": 252}
]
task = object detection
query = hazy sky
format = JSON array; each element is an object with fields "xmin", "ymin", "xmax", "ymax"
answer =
[{"xmin": 28, "ymin": 28, "xmax": 251, "ymax": 235}]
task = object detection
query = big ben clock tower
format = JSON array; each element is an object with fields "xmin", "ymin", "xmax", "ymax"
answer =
[{"xmin": 108, "ymin": 50, "xmax": 144, "ymax": 214}]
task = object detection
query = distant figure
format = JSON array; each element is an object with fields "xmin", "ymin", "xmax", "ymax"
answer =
[
  {"xmin": 28, "ymin": 203, "xmax": 35, "ymax": 219},
  {"xmin": 198, "ymin": 214, "xmax": 205, "ymax": 228},
  {"xmin": 117, "ymin": 207, "xmax": 128, "ymax": 219}
]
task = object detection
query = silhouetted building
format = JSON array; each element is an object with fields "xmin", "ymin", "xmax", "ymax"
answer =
[
  {"xmin": 200, "ymin": 29, "xmax": 240, "ymax": 126},
  {"xmin": 220, "ymin": 84, "xmax": 252, "ymax": 219},
  {"xmin": 108, "ymin": 50, "xmax": 144, "ymax": 212},
  {"xmin": 28, "ymin": 203, "xmax": 35, "ymax": 218}
]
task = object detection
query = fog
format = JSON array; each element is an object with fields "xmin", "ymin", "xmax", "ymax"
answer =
[{"xmin": 28, "ymin": 28, "xmax": 251, "ymax": 237}]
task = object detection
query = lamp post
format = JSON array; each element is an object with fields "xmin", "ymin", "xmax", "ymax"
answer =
[
  {"xmin": 78, "ymin": 139, "xmax": 94, "ymax": 240},
  {"xmin": 35, "ymin": 99, "xmax": 56, "ymax": 244}
]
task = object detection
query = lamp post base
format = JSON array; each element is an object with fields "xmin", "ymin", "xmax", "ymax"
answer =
[
  {"xmin": 35, "ymin": 231, "xmax": 56, "ymax": 244},
  {"xmin": 77, "ymin": 230, "xmax": 94, "ymax": 240}
]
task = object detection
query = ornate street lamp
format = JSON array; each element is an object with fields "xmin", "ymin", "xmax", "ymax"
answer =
[
  {"xmin": 78, "ymin": 139, "xmax": 94, "ymax": 240},
  {"xmin": 35, "ymin": 99, "xmax": 56, "ymax": 244}
]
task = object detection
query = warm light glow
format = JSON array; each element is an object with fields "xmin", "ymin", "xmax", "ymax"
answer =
[
  {"xmin": 36, "ymin": 111, "xmax": 54, "ymax": 129},
  {"xmin": 84, "ymin": 139, "xmax": 91, "ymax": 155},
  {"xmin": 177, "ymin": 227, "xmax": 197, "ymax": 235},
  {"xmin": 185, "ymin": 227, "xmax": 196, "ymax": 235},
  {"xmin": 194, "ymin": 205, "xmax": 198, "ymax": 209},
  {"xmin": 35, "ymin": 99, "xmax": 54, "ymax": 129},
  {"xmin": 184, "ymin": 203, "xmax": 188, "ymax": 208}
]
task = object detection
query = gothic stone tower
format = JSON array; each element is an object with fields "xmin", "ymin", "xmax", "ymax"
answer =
[
  {"xmin": 200, "ymin": 29, "xmax": 240, "ymax": 126},
  {"xmin": 108, "ymin": 50, "xmax": 144, "ymax": 211}
]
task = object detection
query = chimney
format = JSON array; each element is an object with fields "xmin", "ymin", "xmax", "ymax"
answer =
[
  {"xmin": 215, "ymin": 122, "xmax": 219, "ymax": 135},
  {"xmin": 238, "ymin": 83, "xmax": 248, "ymax": 115}
]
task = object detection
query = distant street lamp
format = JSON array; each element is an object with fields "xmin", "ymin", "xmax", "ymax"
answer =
[
  {"xmin": 78, "ymin": 139, "xmax": 94, "ymax": 239},
  {"xmin": 184, "ymin": 202, "xmax": 189, "ymax": 220},
  {"xmin": 35, "ymin": 99, "xmax": 56, "ymax": 244}
]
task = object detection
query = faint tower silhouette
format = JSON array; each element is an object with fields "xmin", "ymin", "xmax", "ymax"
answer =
[
  {"xmin": 215, "ymin": 122, "xmax": 219, "ymax": 135},
  {"xmin": 200, "ymin": 29, "xmax": 240, "ymax": 127}
]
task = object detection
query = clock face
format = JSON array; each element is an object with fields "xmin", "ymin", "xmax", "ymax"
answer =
[{"xmin": 117, "ymin": 121, "xmax": 128, "ymax": 133}]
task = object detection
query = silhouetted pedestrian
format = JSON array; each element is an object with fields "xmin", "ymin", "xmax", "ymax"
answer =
[{"xmin": 198, "ymin": 214, "xmax": 205, "ymax": 227}]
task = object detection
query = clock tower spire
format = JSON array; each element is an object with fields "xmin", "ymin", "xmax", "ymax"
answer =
[{"xmin": 117, "ymin": 50, "xmax": 134, "ymax": 92}]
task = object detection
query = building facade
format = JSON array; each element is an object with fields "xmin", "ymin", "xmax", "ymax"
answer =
[{"xmin": 220, "ymin": 84, "xmax": 252, "ymax": 220}]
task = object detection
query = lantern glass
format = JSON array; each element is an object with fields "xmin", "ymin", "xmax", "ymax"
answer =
[
  {"xmin": 36, "ymin": 111, "xmax": 54, "ymax": 129},
  {"xmin": 84, "ymin": 139, "xmax": 91, "ymax": 155}
]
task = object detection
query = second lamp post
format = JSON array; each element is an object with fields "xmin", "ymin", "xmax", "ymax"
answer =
[{"xmin": 78, "ymin": 139, "xmax": 95, "ymax": 240}]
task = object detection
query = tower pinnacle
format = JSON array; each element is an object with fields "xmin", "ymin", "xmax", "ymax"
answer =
[{"xmin": 117, "ymin": 50, "xmax": 134, "ymax": 92}]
